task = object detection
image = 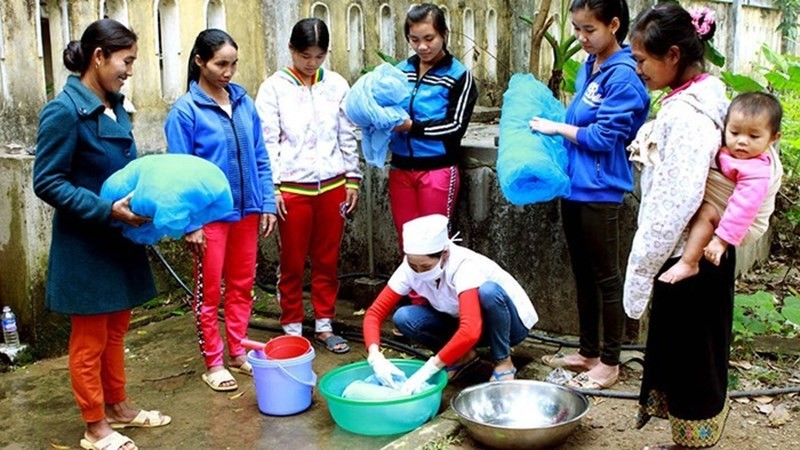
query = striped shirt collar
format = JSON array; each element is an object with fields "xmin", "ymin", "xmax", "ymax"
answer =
[{"xmin": 282, "ymin": 66, "xmax": 325, "ymax": 86}]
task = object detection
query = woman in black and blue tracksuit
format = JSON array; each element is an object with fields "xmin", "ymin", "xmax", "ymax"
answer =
[
  {"xmin": 389, "ymin": 3, "xmax": 478, "ymax": 250},
  {"xmin": 530, "ymin": 0, "xmax": 649, "ymax": 390}
]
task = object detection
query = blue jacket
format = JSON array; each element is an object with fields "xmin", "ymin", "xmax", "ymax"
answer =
[
  {"xmin": 165, "ymin": 81, "xmax": 276, "ymax": 224},
  {"xmin": 33, "ymin": 75, "xmax": 156, "ymax": 314},
  {"xmin": 389, "ymin": 52, "xmax": 478, "ymax": 170},
  {"xmin": 565, "ymin": 46, "xmax": 649, "ymax": 203}
]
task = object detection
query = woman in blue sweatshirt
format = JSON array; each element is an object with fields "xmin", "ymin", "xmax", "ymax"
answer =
[
  {"xmin": 530, "ymin": 0, "xmax": 649, "ymax": 390},
  {"xmin": 165, "ymin": 29, "xmax": 277, "ymax": 392}
]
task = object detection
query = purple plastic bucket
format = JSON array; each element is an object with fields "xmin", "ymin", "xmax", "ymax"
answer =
[{"xmin": 247, "ymin": 346, "xmax": 317, "ymax": 416}]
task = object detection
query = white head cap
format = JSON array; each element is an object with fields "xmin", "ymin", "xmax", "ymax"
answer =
[{"xmin": 403, "ymin": 214, "xmax": 450, "ymax": 255}]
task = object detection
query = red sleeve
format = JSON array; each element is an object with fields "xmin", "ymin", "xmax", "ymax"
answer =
[
  {"xmin": 437, "ymin": 288, "xmax": 482, "ymax": 366},
  {"xmin": 363, "ymin": 286, "xmax": 404, "ymax": 349}
]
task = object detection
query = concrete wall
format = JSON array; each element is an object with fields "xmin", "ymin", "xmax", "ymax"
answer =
[
  {"xmin": 0, "ymin": 1, "xmax": 47, "ymax": 146},
  {"xmin": 0, "ymin": 152, "xmax": 68, "ymax": 356}
]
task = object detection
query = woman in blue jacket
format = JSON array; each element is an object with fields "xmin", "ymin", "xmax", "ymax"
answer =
[
  {"xmin": 165, "ymin": 29, "xmax": 277, "ymax": 392},
  {"xmin": 389, "ymin": 3, "xmax": 478, "ymax": 250},
  {"xmin": 34, "ymin": 19, "xmax": 171, "ymax": 450},
  {"xmin": 530, "ymin": 0, "xmax": 649, "ymax": 390}
]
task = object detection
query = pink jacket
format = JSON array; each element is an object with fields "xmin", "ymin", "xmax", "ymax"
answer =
[{"xmin": 715, "ymin": 147, "xmax": 772, "ymax": 246}]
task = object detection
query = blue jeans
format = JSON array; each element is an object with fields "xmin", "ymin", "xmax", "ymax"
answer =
[{"xmin": 393, "ymin": 282, "xmax": 529, "ymax": 362}]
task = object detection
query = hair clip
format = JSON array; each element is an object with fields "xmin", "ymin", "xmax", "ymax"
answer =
[{"xmin": 690, "ymin": 7, "xmax": 716, "ymax": 38}]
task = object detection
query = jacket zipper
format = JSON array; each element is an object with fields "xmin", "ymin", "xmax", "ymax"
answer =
[
  {"xmin": 228, "ymin": 113, "xmax": 246, "ymax": 215},
  {"xmin": 406, "ymin": 78, "xmax": 423, "ymax": 158}
]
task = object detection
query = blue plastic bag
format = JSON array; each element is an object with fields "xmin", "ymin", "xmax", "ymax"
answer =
[
  {"xmin": 344, "ymin": 63, "xmax": 410, "ymax": 167},
  {"xmin": 497, "ymin": 74, "xmax": 570, "ymax": 205},
  {"xmin": 100, "ymin": 154, "xmax": 233, "ymax": 244}
]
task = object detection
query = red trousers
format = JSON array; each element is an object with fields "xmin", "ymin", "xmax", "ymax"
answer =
[
  {"xmin": 193, "ymin": 214, "xmax": 259, "ymax": 368},
  {"xmin": 278, "ymin": 187, "xmax": 345, "ymax": 328},
  {"xmin": 69, "ymin": 310, "xmax": 131, "ymax": 422},
  {"xmin": 388, "ymin": 166, "xmax": 460, "ymax": 250}
]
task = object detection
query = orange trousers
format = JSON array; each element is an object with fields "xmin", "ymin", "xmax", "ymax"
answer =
[{"xmin": 69, "ymin": 310, "xmax": 131, "ymax": 422}]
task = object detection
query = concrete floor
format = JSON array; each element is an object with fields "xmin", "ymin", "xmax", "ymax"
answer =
[{"xmin": 0, "ymin": 290, "xmax": 512, "ymax": 450}]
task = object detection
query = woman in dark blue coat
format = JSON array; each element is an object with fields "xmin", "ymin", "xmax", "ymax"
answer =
[{"xmin": 33, "ymin": 19, "xmax": 170, "ymax": 450}]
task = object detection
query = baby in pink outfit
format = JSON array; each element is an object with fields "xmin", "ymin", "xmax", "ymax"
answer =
[{"xmin": 660, "ymin": 92, "xmax": 784, "ymax": 283}]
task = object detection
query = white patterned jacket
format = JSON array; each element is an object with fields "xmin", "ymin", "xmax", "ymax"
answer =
[
  {"xmin": 623, "ymin": 76, "xmax": 730, "ymax": 319},
  {"xmin": 255, "ymin": 67, "xmax": 361, "ymax": 193}
]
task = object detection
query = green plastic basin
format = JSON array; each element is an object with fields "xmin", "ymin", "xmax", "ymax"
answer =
[{"xmin": 319, "ymin": 359, "xmax": 448, "ymax": 436}]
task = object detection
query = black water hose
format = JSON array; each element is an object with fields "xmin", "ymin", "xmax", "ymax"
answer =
[
  {"xmin": 527, "ymin": 332, "xmax": 647, "ymax": 351},
  {"xmin": 151, "ymin": 243, "xmax": 800, "ymax": 400},
  {"xmin": 255, "ymin": 271, "xmax": 391, "ymax": 294},
  {"xmin": 149, "ymin": 245, "xmax": 193, "ymax": 297},
  {"xmin": 575, "ymin": 385, "xmax": 800, "ymax": 400}
]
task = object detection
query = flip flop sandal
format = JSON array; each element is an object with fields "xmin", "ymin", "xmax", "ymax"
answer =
[
  {"xmin": 108, "ymin": 409, "xmax": 172, "ymax": 429},
  {"xmin": 491, "ymin": 368, "xmax": 517, "ymax": 381},
  {"xmin": 445, "ymin": 356, "xmax": 481, "ymax": 382},
  {"xmin": 202, "ymin": 368, "xmax": 238, "ymax": 392},
  {"xmin": 80, "ymin": 431, "xmax": 137, "ymax": 450},
  {"xmin": 229, "ymin": 360, "xmax": 253, "ymax": 377},
  {"xmin": 567, "ymin": 371, "xmax": 618, "ymax": 390},
  {"xmin": 541, "ymin": 354, "xmax": 587, "ymax": 372},
  {"xmin": 315, "ymin": 334, "xmax": 350, "ymax": 354}
]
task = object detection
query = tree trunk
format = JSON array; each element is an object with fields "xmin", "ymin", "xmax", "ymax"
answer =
[{"xmin": 528, "ymin": 0, "xmax": 554, "ymax": 78}]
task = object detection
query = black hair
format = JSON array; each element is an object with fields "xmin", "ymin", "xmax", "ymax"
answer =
[
  {"xmin": 629, "ymin": 3, "xmax": 714, "ymax": 77},
  {"xmin": 426, "ymin": 250, "xmax": 445, "ymax": 259},
  {"xmin": 63, "ymin": 19, "xmax": 137, "ymax": 74},
  {"xmin": 187, "ymin": 29, "xmax": 237, "ymax": 90},
  {"xmin": 727, "ymin": 92, "xmax": 783, "ymax": 136},
  {"xmin": 289, "ymin": 18, "xmax": 330, "ymax": 52},
  {"xmin": 404, "ymin": 3, "xmax": 448, "ymax": 49},
  {"xmin": 570, "ymin": 0, "xmax": 630, "ymax": 44}
]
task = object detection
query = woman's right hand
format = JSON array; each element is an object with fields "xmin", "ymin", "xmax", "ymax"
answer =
[
  {"xmin": 111, "ymin": 192, "xmax": 150, "ymax": 227},
  {"xmin": 367, "ymin": 345, "xmax": 406, "ymax": 389},
  {"xmin": 275, "ymin": 194, "xmax": 288, "ymax": 221},
  {"xmin": 185, "ymin": 229, "xmax": 206, "ymax": 257}
]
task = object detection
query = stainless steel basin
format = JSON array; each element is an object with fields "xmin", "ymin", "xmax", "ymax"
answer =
[{"xmin": 451, "ymin": 380, "xmax": 590, "ymax": 449}]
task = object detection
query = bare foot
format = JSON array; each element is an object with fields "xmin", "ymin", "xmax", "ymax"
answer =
[
  {"xmin": 542, "ymin": 353, "xmax": 599, "ymax": 372},
  {"xmin": 658, "ymin": 260, "xmax": 699, "ymax": 284},
  {"xmin": 104, "ymin": 401, "xmax": 140, "ymax": 425},
  {"xmin": 490, "ymin": 357, "xmax": 516, "ymax": 381},
  {"xmin": 230, "ymin": 354, "xmax": 248, "ymax": 369}
]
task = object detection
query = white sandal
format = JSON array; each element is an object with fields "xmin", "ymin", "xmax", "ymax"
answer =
[{"xmin": 201, "ymin": 368, "xmax": 238, "ymax": 392}]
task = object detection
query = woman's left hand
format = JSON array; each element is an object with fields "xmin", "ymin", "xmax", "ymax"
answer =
[
  {"xmin": 529, "ymin": 117, "xmax": 560, "ymax": 135},
  {"xmin": 260, "ymin": 213, "xmax": 277, "ymax": 238},
  {"xmin": 393, "ymin": 119, "xmax": 412, "ymax": 132},
  {"xmin": 344, "ymin": 189, "xmax": 359, "ymax": 215}
]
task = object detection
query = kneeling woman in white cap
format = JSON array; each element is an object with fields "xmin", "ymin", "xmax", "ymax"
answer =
[{"xmin": 363, "ymin": 214, "xmax": 538, "ymax": 394}]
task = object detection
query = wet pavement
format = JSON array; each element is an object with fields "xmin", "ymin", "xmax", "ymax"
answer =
[
  {"xmin": 4, "ymin": 297, "xmax": 795, "ymax": 450},
  {"xmin": 0, "ymin": 292, "xmax": 539, "ymax": 450}
]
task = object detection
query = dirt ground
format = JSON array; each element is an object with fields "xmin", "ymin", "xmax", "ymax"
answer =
[{"xmin": 2, "ymin": 283, "xmax": 799, "ymax": 449}]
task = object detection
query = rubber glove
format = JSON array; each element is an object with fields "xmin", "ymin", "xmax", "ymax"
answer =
[
  {"xmin": 400, "ymin": 357, "xmax": 441, "ymax": 396},
  {"xmin": 368, "ymin": 351, "xmax": 406, "ymax": 389}
]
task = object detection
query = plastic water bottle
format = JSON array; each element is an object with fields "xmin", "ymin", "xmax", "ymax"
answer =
[
  {"xmin": 545, "ymin": 367, "xmax": 573, "ymax": 386},
  {"xmin": 2, "ymin": 306, "xmax": 20, "ymax": 349}
]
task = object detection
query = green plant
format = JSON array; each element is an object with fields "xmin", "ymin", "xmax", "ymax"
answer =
[
  {"xmin": 519, "ymin": 0, "xmax": 582, "ymax": 99},
  {"xmin": 360, "ymin": 49, "xmax": 400, "ymax": 75},
  {"xmin": 733, "ymin": 291, "xmax": 800, "ymax": 344}
]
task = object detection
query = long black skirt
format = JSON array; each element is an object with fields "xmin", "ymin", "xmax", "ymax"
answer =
[{"xmin": 636, "ymin": 247, "xmax": 735, "ymax": 447}]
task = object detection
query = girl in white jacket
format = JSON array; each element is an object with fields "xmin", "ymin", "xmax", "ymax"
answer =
[{"xmin": 255, "ymin": 18, "xmax": 361, "ymax": 353}]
